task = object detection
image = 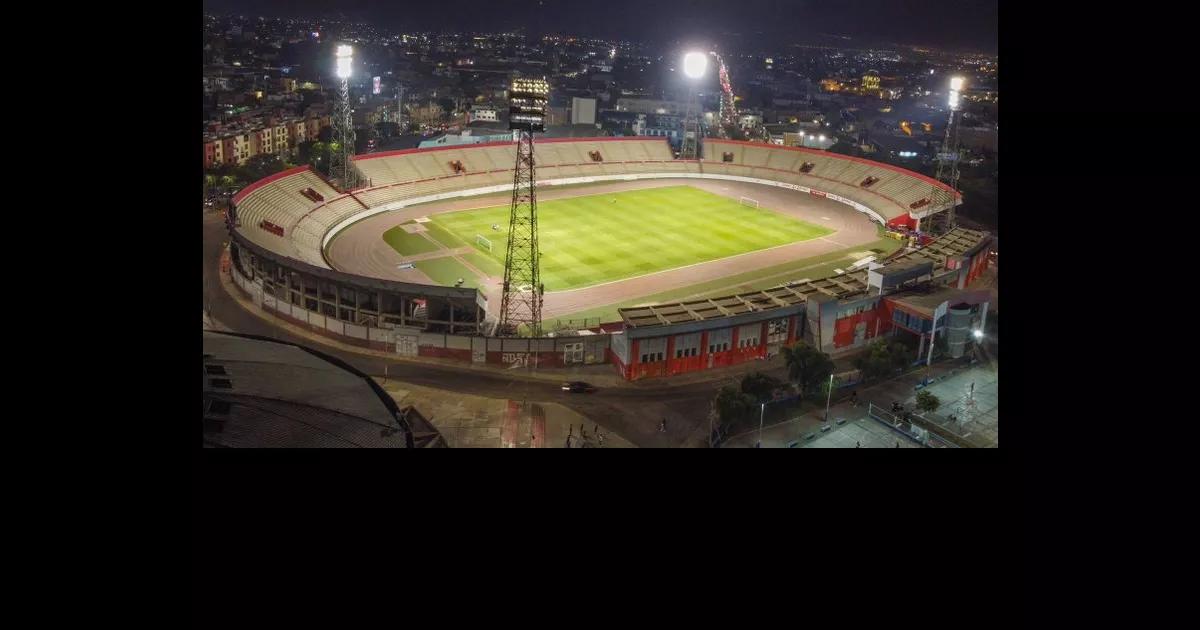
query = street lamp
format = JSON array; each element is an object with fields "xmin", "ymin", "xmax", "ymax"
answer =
[{"xmin": 824, "ymin": 373, "xmax": 834, "ymax": 423}]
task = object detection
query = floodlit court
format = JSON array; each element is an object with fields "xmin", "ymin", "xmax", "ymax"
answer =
[{"xmin": 423, "ymin": 185, "xmax": 833, "ymax": 291}]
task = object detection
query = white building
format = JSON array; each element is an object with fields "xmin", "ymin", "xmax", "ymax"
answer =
[
  {"xmin": 571, "ymin": 97, "xmax": 597, "ymax": 125},
  {"xmin": 468, "ymin": 107, "xmax": 499, "ymax": 123}
]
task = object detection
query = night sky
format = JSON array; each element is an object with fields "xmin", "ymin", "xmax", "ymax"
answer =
[{"xmin": 202, "ymin": 0, "xmax": 997, "ymax": 53}]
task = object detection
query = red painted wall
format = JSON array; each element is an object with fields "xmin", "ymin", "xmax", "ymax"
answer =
[
  {"xmin": 887, "ymin": 213, "xmax": 917, "ymax": 230},
  {"xmin": 831, "ymin": 304, "xmax": 890, "ymax": 349}
]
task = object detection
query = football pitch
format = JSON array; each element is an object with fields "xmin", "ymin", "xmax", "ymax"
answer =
[{"xmin": 419, "ymin": 186, "xmax": 833, "ymax": 291}]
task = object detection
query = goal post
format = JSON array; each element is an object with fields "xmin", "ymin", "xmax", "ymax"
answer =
[
  {"xmin": 475, "ymin": 234, "xmax": 493, "ymax": 252},
  {"xmin": 739, "ymin": 196, "xmax": 760, "ymax": 208}
]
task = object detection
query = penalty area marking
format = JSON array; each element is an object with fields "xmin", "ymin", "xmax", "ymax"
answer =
[
  {"xmin": 822, "ymin": 217, "xmax": 832, "ymax": 220},
  {"xmin": 414, "ymin": 216, "xmax": 431, "ymax": 223}
]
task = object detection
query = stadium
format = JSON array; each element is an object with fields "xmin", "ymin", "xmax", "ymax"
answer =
[{"xmin": 224, "ymin": 136, "xmax": 993, "ymax": 380}]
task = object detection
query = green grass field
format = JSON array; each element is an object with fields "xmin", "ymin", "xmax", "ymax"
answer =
[
  {"xmin": 381, "ymin": 223, "xmax": 439, "ymax": 256},
  {"xmin": 415, "ymin": 257, "xmax": 482, "ymax": 289},
  {"xmin": 428, "ymin": 186, "xmax": 833, "ymax": 291}
]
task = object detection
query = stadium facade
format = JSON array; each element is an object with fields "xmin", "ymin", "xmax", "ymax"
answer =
[{"xmin": 224, "ymin": 136, "xmax": 991, "ymax": 381}]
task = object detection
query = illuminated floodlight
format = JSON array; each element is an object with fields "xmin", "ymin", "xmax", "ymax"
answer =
[
  {"xmin": 972, "ymin": 329, "xmax": 984, "ymax": 340},
  {"xmin": 948, "ymin": 91, "xmax": 960, "ymax": 109},
  {"xmin": 335, "ymin": 45, "xmax": 353, "ymax": 78},
  {"xmin": 683, "ymin": 52, "xmax": 708, "ymax": 79},
  {"xmin": 949, "ymin": 76, "xmax": 964, "ymax": 91},
  {"xmin": 818, "ymin": 135, "xmax": 825, "ymax": 142}
]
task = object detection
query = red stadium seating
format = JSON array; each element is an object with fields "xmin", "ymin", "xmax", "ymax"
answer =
[
  {"xmin": 258, "ymin": 220, "xmax": 285, "ymax": 236},
  {"xmin": 299, "ymin": 187, "xmax": 325, "ymax": 202}
]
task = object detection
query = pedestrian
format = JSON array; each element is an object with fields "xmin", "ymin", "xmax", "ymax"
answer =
[
  {"xmin": 855, "ymin": 441, "xmax": 860, "ymax": 448},
  {"xmin": 895, "ymin": 441, "xmax": 900, "ymax": 448},
  {"xmin": 659, "ymin": 418, "xmax": 667, "ymax": 433},
  {"xmin": 594, "ymin": 424, "xmax": 599, "ymax": 435},
  {"xmin": 598, "ymin": 433, "xmax": 605, "ymax": 447}
]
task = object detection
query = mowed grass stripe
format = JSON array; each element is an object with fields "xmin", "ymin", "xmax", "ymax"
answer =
[
  {"xmin": 428, "ymin": 185, "xmax": 832, "ymax": 291},
  {"xmin": 381, "ymin": 224, "xmax": 439, "ymax": 256},
  {"xmin": 415, "ymin": 257, "xmax": 483, "ymax": 289}
]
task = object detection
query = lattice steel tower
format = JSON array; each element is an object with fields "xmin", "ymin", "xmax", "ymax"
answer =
[
  {"xmin": 926, "ymin": 76, "xmax": 965, "ymax": 235},
  {"xmin": 680, "ymin": 52, "xmax": 708, "ymax": 160},
  {"xmin": 497, "ymin": 77, "xmax": 549, "ymax": 337},
  {"xmin": 330, "ymin": 45, "xmax": 362, "ymax": 191}
]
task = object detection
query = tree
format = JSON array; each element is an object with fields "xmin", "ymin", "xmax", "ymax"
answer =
[
  {"xmin": 740, "ymin": 372, "xmax": 785, "ymax": 403},
  {"xmin": 915, "ymin": 390, "xmax": 940, "ymax": 415},
  {"xmin": 713, "ymin": 385, "xmax": 757, "ymax": 434},
  {"xmin": 856, "ymin": 339, "xmax": 914, "ymax": 380},
  {"xmin": 237, "ymin": 153, "xmax": 286, "ymax": 183},
  {"xmin": 781, "ymin": 341, "xmax": 834, "ymax": 397}
]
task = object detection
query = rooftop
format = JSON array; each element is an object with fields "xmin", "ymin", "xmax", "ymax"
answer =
[
  {"xmin": 202, "ymin": 331, "xmax": 445, "ymax": 448},
  {"xmin": 619, "ymin": 227, "xmax": 989, "ymax": 330}
]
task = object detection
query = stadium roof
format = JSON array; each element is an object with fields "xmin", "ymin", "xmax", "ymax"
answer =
[
  {"xmin": 619, "ymin": 227, "xmax": 990, "ymax": 330},
  {"xmin": 201, "ymin": 331, "xmax": 445, "ymax": 448}
]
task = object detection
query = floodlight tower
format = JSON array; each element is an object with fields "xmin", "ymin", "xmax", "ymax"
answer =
[
  {"xmin": 927, "ymin": 76, "xmax": 965, "ymax": 234},
  {"xmin": 681, "ymin": 51, "xmax": 708, "ymax": 159},
  {"xmin": 497, "ymin": 77, "xmax": 549, "ymax": 337},
  {"xmin": 330, "ymin": 44, "xmax": 361, "ymax": 191}
]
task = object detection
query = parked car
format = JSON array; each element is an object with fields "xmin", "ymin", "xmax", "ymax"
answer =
[{"xmin": 561, "ymin": 381, "xmax": 596, "ymax": 393}]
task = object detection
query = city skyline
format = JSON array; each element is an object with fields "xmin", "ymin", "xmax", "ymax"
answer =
[{"xmin": 201, "ymin": 0, "xmax": 999, "ymax": 54}]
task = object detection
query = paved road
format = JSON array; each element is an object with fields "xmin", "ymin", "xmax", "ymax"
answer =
[{"xmin": 205, "ymin": 212, "xmax": 776, "ymax": 447}]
